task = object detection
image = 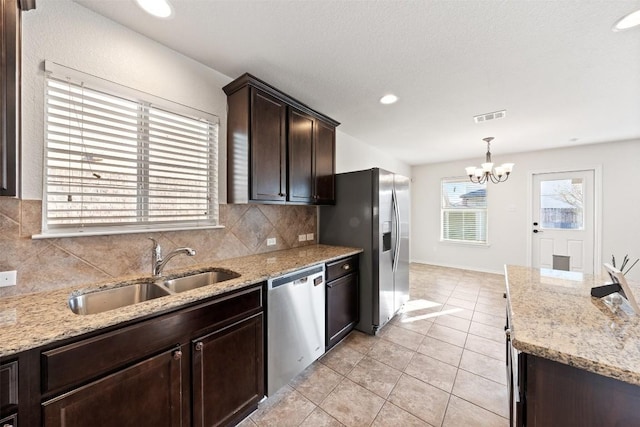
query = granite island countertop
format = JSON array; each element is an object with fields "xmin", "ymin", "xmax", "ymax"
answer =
[
  {"xmin": 505, "ymin": 265, "xmax": 640, "ymax": 386},
  {"xmin": 0, "ymin": 244, "xmax": 361, "ymax": 357}
]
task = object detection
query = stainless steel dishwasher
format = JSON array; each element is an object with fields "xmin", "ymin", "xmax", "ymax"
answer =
[{"xmin": 267, "ymin": 264, "xmax": 325, "ymax": 396}]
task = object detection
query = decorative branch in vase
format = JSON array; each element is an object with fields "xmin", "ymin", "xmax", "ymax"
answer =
[{"xmin": 612, "ymin": 254, "xmax": 639, "ymax": 276}]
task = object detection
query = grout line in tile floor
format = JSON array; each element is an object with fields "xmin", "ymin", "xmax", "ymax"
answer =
[{"xmin": 242, "ymin": 263, "xmax": 509, "ymax": 427}]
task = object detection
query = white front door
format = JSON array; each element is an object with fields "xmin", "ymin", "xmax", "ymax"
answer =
[{"xmin": 532, "ymin": 170, "xmax": 595, "ymax": 273}]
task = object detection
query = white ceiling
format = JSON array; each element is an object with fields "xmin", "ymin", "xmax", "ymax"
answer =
[{"xmin": 73, "ymin": 0, "xmax": 640, "ymax": 166}]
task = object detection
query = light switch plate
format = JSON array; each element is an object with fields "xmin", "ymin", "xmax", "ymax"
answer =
[
  {"xmin": 298, "ymin": 234, "xmax": 307, "ymax": 242},
  {"xmin": 306, "ymin": 233, "xmax": 314, "ymax": 241},
  {"xmin": 0, "ymin": 270, "xmax": 17, "ymax": 287},
  {"xmin": 266, "ymin": 237, "xmax": 277, "ymax": 246}
]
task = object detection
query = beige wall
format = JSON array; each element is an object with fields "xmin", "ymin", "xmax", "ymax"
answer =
[
  {"xmin": 336, "ymin": 130, "xmax": 411, "ymax": 177},
  {"xmin": 0, "ymin": 0, "xmax": 408, "ymax": 298},
  {"xmin": 0, "ymin": 1, "xmax": 318, "ymax": 298},
  {"xmin": 0, "ymin": 198, "xmax": 316, "ymax": 297},
  {"xmin": 411, "ymin": 139, "xmax": 640, "ymax": 281}
]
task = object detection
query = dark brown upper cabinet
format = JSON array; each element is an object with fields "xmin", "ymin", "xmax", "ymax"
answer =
[
  {"xmin": 288, "ymin": 108, "xmax": 315, "ymax": 203},
  {"xmin": 250, "ymin": 88, "xmax": 287, "ymax": 202},
  {"xmin": 224, "ymin": 73, "xmax": 339, "ymax": 205},
  {"xmin": 1, "ymin": 0, "xmax": 20, "ymax": 196},
  {"xmin": 313, "ymin": 119, "xmax": 336, "ymax": 204},
  {"xmin": 0, "ymin": 0, "xmax": 34, "ymax": 197},
  {"xmin": 288, "ymin": 108, "xmax": 336, "ymax": 204}
]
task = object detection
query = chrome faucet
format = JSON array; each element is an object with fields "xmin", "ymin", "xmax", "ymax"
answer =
[{"xmin": 149, "ymin": 238, "xmax": 196, "ymax": 277}]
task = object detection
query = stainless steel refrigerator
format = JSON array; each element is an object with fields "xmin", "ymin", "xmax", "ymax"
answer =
[{"xmin": 319, "ymin": 168, "xmax": 410, "ymax": 335}]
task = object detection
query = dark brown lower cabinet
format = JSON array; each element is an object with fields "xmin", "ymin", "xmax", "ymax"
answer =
[
  {"xmin": 0, "ymin": 360, "xmax": 18, "ymax": 420},
  {"xmin": 326, "ymin": 273, "xmax": 358, "ymax": 349},
  {"xmin": 2, "ymin": 284, "xmax": 265, "ymax": 427},
  {"xmin": 42, "ymin": 346, "xmax": 183, "ymax": 427},
  {"xmin": 325, "ymin": 255, "xmax": 359, "ymax": 350},
  {"xmin": 524, "ymin": 355, "xmax": 640, "ymax": 427},
  {"xmin": 193, "ymin": 314, "xmax": 264, "ymax": 427}
]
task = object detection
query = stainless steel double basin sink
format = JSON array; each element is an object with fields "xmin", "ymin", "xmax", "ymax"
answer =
[{"xmin": 68, "ymin": 269, "xmax": 240, "ymax": 316}]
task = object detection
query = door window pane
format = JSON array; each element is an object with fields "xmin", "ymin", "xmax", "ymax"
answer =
[{"xmin": 539, "ymin": 178, "xmax": 583, "ymax": 229}]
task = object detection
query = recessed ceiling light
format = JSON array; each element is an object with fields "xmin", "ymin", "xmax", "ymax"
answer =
[
  {"xmin": 379, "ymin": 94, "xmax": 398, "ymax": 105},
  {"xmin": 135, "ymin": 0, "xmax": 173, "ymax": 18},
  {"xmin": 612, "ymin": 9, "xmax": 640, "ymax": 32}
]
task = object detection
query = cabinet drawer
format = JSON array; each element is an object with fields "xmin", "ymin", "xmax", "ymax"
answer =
[
  {"xmin": 326, "ymin": 255, "xmax": 358, "ymax": 282},
  {"xmin": 0, "ymin": 361, "xmax": 18, "ymax": 415},
  {"xmin": 42, "ymin": 285, "xmax": 263, "ymax": 395}
]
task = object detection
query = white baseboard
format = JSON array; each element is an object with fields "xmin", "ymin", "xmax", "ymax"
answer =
[{"xmin": 410, "ymin": 258, "xmax": 504, "ymax": 276}]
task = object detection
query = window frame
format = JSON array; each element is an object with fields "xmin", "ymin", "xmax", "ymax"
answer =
[
  {"xmin": 37, "ymin": 61, "xmax": 221, "ymax": 238},
  {"xmin": 440, "ymin": 177, "xmax": 489, "ymax": 245}
]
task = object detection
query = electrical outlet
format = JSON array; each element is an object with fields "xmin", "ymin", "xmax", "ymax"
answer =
[
  {"xmin": 0, "ymin": 270, "xmax": 17, "ymax": 287},
  {"xmin": 306, "ymin": 233, "xmax": 314, "ymax": 241},
  {"xmin": 298, "ymin": 234, "xmax": 307, "ymax": 242},
  {"xmin": 266, "ymin": 237, "xmax": 277, "ymax": 246}
]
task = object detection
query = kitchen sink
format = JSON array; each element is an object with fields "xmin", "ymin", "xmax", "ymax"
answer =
[
  {"xmin": 69, "ymin": 282, "xmax": 171, "ymax": 315},
  {"xmin": 68, "ymin": 269, "xmax": 241, "ymax": 315},
  {"xmin": 161, "ymin": 269, "xmax": 241, "ymax": 293}
]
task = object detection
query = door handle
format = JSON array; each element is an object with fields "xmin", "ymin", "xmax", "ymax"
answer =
[
  {"xmin": 392, "ymin": 188, "xmax": 401, "ymax": 273},
  {"xmin": 533, "ymin": 229, "xmax": 543, "ymax": 233}
]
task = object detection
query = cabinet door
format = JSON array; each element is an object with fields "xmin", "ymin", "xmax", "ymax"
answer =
[
  {"xmin": 42, "ymin": 347, "xmax": 184, "ymax": 427},
  {"xmin": 313, "ymin": 120, "xmax": 335, "ymax": 204},
  {"xmin": 192, "ymin": 313, "xmax": 264, "ymax": 427},
  {"xmin": 0, "ymin": 0, "xmax": 20, "ymax": 196},
  {"xmin": 250, "ymin": 88, "xmax": 287, "ymax": 202},
  {"xmin": 288, "ymin": 108, "xmax": 315, "ymax": 203},
  {"xmin": 0, "ymin": 360, "xmax": 18, "ymax": 416},
  {"xmin": 326, "ymin": 273, "xmax": 358, "ymax": 349}
]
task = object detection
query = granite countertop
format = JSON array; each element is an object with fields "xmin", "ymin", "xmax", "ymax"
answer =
[
  {"xmin": 0, "ymin": 244, "xmax": 361, "ymax": 357},
  {"xmin": 505, "ymin": 265, "xmax": 640, "ymax": 386}
]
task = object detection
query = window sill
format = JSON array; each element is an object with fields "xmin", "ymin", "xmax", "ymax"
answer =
[
  {"xmin": 32, "ymin": 224, "xmax": 225, "ymax": 239},
  {"xmin": 439, "ymin": 239, "xmax": 491, "ymax": 247}
]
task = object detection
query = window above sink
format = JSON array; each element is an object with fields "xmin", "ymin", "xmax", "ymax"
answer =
[{"xmin": 37, "ymin": 61, "xmax": 222, "ymax": 238}]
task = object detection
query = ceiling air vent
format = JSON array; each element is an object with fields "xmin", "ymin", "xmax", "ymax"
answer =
[{"xmin": 474, "ymin": 109, "xmax": 506, "ymax": 124}]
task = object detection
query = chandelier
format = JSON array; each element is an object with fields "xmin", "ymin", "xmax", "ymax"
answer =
[{"xmin": 465, "ymin": 137, "xmax": 514, "ymax": 184}]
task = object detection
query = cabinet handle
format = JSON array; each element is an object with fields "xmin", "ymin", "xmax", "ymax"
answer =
[
  {"xmin": 342, "ymin": 264, "xmax": 350, "ymax": 271},
  {"xmin": 173, "ymin": 349, "xmax": 183, "ymax": 360},
  {"xmin": 505, "ymin": 328, "xmax": 511, "ymax": 339},
  {"xmin": 195, "ymin": 341, "xmax": 204, "ymax": 351}
]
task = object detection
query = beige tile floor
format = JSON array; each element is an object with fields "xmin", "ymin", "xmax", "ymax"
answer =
[{"xmin": 240, "ymin": 263, "xmax": 509, "ymax": 427}]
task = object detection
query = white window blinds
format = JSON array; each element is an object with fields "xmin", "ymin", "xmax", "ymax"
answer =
[
  {"xmin": 43, "ymin": 62, "xmax": 219, "ymax": 236},
  {"xmin": 441, "ymin": 178, "xmax": 487, "ymax": 244}
]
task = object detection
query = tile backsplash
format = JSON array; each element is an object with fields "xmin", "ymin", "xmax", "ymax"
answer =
[{"xmin": 0, "ymin": 198, "xmax": 317, "ymax": 297}]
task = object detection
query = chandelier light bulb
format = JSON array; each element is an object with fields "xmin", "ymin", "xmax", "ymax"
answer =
[{"xmin": 465, "ymin": 137, "xmax": 514, "ymax": 184}]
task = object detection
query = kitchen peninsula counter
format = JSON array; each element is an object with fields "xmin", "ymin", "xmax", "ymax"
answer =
[
  {"xmin": 505, "ymin": 265, "xmax": 640, "ymax": 385},
  {"xmin": 506, "ymin": 265, "xmax": 640, "ymax": 426},
  {"xmin": 0, "ymin": 244, "xmax": 361, "ymax": 357}
]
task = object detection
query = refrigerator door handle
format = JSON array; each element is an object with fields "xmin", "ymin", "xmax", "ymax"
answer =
[{"xmin": 392, "ymin": 187, "xmax": 401, "ymax": 273}]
